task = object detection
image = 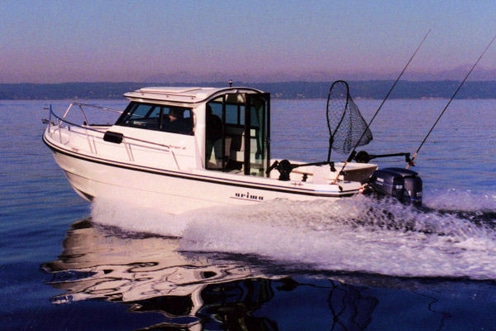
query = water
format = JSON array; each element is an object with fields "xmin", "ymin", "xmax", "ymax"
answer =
[{"xmin": 1, "ymin": 97, "xmax": 496, "ymax": 330}]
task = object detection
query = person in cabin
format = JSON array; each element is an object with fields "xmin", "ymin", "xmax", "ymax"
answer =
[
  {"xmin": 162, "ymin": 108, "xmax": 191, "ymax": 134},
  {"xmin": 206, "ymin": 105, "xmax": 223, "ymax": 168}
]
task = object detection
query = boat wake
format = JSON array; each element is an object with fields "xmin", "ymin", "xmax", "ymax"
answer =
[{"xmin": 90, "ymin": 189, "xmax": 496, "ymax": 280}]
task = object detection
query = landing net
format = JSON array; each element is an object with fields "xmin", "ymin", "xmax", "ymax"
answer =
[{"xmin": 326, "ymin": 80, "xmax": 372, "ymax": 159}]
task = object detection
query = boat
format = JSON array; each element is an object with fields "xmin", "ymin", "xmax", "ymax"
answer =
[{"xmin": 42, "ymin": 81, "xmax": 421, "ymax": 214}]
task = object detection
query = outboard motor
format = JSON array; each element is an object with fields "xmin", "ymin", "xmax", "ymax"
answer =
[{"xmin": 366, "ymin": 168, "xmax": 422, "ymax": 207}]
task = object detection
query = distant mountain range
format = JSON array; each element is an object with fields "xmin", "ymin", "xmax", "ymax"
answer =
[
  {"xmin": 144, "ymin": 66, "xmax": 496, "ymax": 84},
  {"xmin": 1, "ymin": 80, "xmax": 496, "ymax": 100}
]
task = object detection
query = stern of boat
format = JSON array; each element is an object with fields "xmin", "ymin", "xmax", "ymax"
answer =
[{"xmin": 271, "ymin": 160, "xmax": 377, "ymax": 185}]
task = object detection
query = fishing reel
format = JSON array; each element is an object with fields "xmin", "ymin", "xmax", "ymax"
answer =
[{"xmin": 267, "ymin": 159, "xmax": 295, "ymax": 181}]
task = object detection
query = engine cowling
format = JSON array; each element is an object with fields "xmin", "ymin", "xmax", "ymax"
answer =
[{"xmin": 366, "ymin": 168, "xmax": 422, "ymax": 206}]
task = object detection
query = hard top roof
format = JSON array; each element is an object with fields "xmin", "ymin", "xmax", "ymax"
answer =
[{"xmin": 124, "ymin": 86, "xmax": 265, "ymax": 104}]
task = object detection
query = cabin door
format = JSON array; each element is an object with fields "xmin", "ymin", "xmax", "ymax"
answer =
[{"xmin": 205, "ymin": 92, "xmax": 270, "ymax": 176}]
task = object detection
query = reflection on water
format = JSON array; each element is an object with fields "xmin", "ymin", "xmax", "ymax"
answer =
[
  {"xmin": 42, "ymin": 219, "xmax": 382, "ymax": 330},
  {"xmin": 41, "ymin": 217, "xmax": 496, "ymax": 330}
]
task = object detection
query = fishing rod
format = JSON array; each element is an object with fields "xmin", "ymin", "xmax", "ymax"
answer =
[
  {"xmin": 407, "ymin": 33, "xmax": 496, "ymax": 169},
  {"xmin": 332, "ymin": 29, "xmax": 431, "ymax": 183}
]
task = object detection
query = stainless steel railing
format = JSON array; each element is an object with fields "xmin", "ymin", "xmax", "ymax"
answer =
[{"xmin": 44, "ymin": 103, "xmax": 182, "ymax": 169}]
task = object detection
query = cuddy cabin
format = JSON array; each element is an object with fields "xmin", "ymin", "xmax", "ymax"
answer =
[
  {"xmin": 117, "ymin": 86, "xmax": 271, "ymax": 176},
  {"xmin": 43, "ymin": 86, "xmax": 378, "ymax": 214}
]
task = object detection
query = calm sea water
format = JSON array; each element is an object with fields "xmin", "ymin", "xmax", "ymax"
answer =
[{"xmin": 1, "ymin": 97, "xmax": 496, "ymax": 330}]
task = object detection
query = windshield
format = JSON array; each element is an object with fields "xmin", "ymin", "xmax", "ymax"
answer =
[{"xmin": 116, "ymin": 102, "xmax": 193, "ymax": 135}]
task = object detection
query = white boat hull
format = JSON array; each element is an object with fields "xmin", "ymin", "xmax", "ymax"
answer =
[{"xmin": 44, "ymin": 130, "xmax": 375, "ymax": 214}]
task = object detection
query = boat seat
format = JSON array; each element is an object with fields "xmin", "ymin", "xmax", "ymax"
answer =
[{"xmin": 233, "ymin": 128, "xmax": 259, "ymax": 162}]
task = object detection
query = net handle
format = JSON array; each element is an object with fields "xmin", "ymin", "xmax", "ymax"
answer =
[{"xmin": 326, "ymin": 80, "xmax": 350, "ymax": 163}]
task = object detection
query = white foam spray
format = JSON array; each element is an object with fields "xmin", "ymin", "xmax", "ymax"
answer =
[{"xmin": 91, "ymin": 191, "xmax": 496, "ymax": 280}]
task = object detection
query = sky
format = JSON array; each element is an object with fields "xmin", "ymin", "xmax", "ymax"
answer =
[{"xmin": 1, "ymin": 0, "xmax": 496, "ymax": 84}]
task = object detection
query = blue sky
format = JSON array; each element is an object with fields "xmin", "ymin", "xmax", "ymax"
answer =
[{"xmin": 1, "ymin": 0, "xmax": 495, "ymax": 83}]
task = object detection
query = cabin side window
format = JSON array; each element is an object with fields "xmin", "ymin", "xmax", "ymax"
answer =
[{"xmin": 116, "ymin": 102, "xmax": 193, "ymax": 135}]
